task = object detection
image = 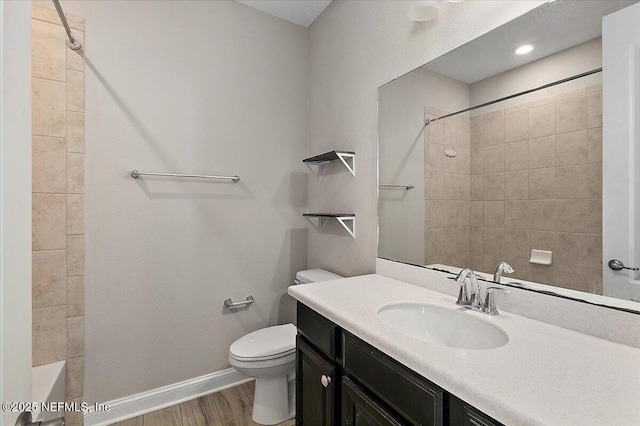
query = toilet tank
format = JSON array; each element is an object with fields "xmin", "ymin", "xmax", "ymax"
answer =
[{"xmin": 295, "ymin": 268, "xmax": 343, "ymax": 284}]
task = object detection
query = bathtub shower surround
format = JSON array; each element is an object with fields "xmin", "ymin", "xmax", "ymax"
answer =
[
  {"xmin": 31, "ymin": 5, "xmax": 85, "ymax": 426},
  {"xmin": 422, "ymin": 81, "xmax": 603, "ymax": 295}
]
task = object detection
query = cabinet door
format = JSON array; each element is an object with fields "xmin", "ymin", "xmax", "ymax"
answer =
[
  {"xmin": 296, "ymin": 335, "xmax": 338, "ymax": 426},
  {"xmin": 448, "ymin": 395, "xmax": 503, "ymax": 426},
  {"xmin": 342, "ymin": 377, "xmax": 403, "ymax": 426}
]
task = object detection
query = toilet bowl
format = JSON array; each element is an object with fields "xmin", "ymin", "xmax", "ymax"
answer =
[{"xmin": 229, "ymin": 268, "xmax": 343, "ymax": 425}]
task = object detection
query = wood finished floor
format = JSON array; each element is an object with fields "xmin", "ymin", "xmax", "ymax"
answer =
[{"xmin": 109, "ymin": 381, "xmax": 295, "ymax": 426}]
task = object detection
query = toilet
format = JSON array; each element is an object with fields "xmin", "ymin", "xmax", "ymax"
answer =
[{"xmin": 229, "ymin": 268, "xmax": 343, "ymax": 425}]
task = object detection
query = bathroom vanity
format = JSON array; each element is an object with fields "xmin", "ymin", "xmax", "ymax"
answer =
[{"xmin": 289, "ymin": 274, "xmax": 640, "ymax": 426}]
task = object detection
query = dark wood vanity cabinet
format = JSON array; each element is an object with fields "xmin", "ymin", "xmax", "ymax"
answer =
[{"xmin": 296, "ymin": 302, "xmax": 503, "ymax": 426}]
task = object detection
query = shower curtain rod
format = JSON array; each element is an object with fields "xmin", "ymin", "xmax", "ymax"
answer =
[
  {"xmin": 52, "ymin": 0, "xmax": 82, "ymax": 50},
  {"xmin": 425, "ymin": 67, "xmax": 602, "ymax": 125}
]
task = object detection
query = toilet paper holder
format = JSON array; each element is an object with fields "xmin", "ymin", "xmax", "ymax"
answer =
[{"xmin": 224, "ymin": 295, "xmax": 255, "ymax": 309}]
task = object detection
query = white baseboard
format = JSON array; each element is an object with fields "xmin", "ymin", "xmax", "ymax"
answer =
[{"xmin": 84, "ymin": 368, "xmax": 251, "ymax": 426}]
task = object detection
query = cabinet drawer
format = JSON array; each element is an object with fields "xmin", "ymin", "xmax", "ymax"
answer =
[
  {"xmin": 297, "ymin": 302, "xmax": 341, "ymax": 361},
  {"xmin": 343, "ymin": 332, "xmax": 444, "ymax": 426},
  {"xmin": 448, "ymin": 395, "xmax": 503, "ymax": 426},
  {"xmin": 342, "ymin": 376, "xmax": 403, "ymax": 426}
]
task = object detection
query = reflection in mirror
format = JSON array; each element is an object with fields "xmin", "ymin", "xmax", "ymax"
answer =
[{"xmin": 378, "ymin": 0, "xmax": 640, "ymax": 312}]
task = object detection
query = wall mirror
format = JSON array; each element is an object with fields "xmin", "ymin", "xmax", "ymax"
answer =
[{"xmin": 378, "ymin": 0, "xmax": 640, "ymax": 313}]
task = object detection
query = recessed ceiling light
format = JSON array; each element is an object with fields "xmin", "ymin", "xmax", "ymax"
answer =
[
  {"xmin": 515, "ymin": 45, "xmax": 534, "ymax": 55},
  {"xmin": 408, "ymin": 1, "xmax": 440, "ymax": 22}
]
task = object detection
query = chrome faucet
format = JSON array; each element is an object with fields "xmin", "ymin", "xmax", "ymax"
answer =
[
  {"xmin": 493, "ymin": 262, "xmax": 514, "ymax": 283},
  {"xmin": 455, "ymin": 268, "xmax": 482, "ymax": 310},
  {"xmin": 456, "ymin": 268, "xmax": 510, "ymax": 315}
]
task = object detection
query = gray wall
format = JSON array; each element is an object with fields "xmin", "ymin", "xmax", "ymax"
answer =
[
  {"xmin": 378, "ymin": 68, "xmax": 470, "ymax": 265},
  {"xmin": 307, "ymin": 0, "xmax": 545, "ymax": 276},
  {"xmin": 37, "ymin": 0, "xmax": 309, "ymax": 403}
]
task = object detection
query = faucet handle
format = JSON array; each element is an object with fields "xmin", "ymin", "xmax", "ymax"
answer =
[
  {"xmin": 455, "ymin": 268, "xmax": 473, "ymax": 306},
  {"xmin": 482, "ymin": 286, "xmax": 510, "ymax": 316}
]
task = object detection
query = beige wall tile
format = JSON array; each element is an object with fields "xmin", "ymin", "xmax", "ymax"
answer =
[
  {"xmin": 503, "ymin": 228, "xmax": 529, "ymax": 261},
  {"xmin": 470, "ymin": 201, "xmax": 483, "ymax": 227},
  {"xmin": 504, "ymin": 140, "xmax": 529, "ymax": 171},
  {"xmin": 504, "ymin": 170, "xmax": 528, "ymax": 200},
  {"xmin": 470, "ymin": 226, "xmax": 483, "ymax": 253},
  {"xmin": 470, "ymin": 121, "xmax": 483, "ymax": 148},
  {"xmin": 528, "ymin": 103, "xmax": 555, "ymax": 138},
  {"xmin": 66, "ymin": 13, "xmax": 85, "ymax": 31},
  {"xmin": 429, "ymin": 120, "xmax": 444, "ymax": 145},
  {"xmin": 444, "ymin": 120, "xmax": 456, "ymax": 145},
  {"xmin": 528, "ymin": 95, "xmax": 555, "ymax": 109},
  {"xmin": 33, "ymin": 250, "xmax": 66, "ymax": 309},
  {"xmin": 67, "ymin": 30, "xmax": 85, "ymax": 72},
  {"xmin": 527, "ymin": 200, "xmax": 556, "ymax": 231},
  {"xmin": 505, "ymin": 103, "xmax": 528, "ymax": 115},
  {"xmin": 66, "ymin": 356, "xmax": 84, "ymax": 400},
  {"xmin": 505, "ymin": 200, "xmax": 528, "ymax": 229},
  {"xmin": 483, "ymin": 227, "xmax": 504, "ymax": 255},
  {"xmin": 33, "ymin": 78, "xmax": 66, "ymax": 137},
  {"xmin": 483, "ymin": 201, "xmax": 504, "ymax": 227},
  {"xmin": 587, "ymin": 92, "xmax": 602, "ymax": 128},
  {"xmin": 483, "ymin": 116, "xmax": 505, "ymax": 146},
  {"xmin": 530, "ymin": 264, "xmax": 555, "ymax": 285},
  {"xmin": 556, "ymin": 233, "xmax": 602, "ymax": 270},
  {"xmin": 425, "ymin": 171, "xmax": 443, "ymax": 200},
  {"xmin": 67, "ymin": 316, "xmax": 84, "ymax": 358},
  {"xmin": 67, "ymin": 111, "xmax": 85, "ymax": 153},
  {"xmin": 32, "ymin": 19, "xmax": 66, "ymax": 81},
  {"xmin": 483, "ymin": 145, "xmax": 504, "ymax": 173},
  {"xmin": 470, "ymin": 253, "xmax": 484, "ymax": 272},
  {"xmin": 555, "ymin": 199, "xmax": 601, "ymax": 234},
  {"xmin": 442, "ymin": 148, "xmax": 458, "ymax": 174},
  {"xmin": 426, "ymin": 201, "xmax": 444, "ymax": 228},
  {"xmin": 483, "ymin": 173, "xmax": 505, "ymax": 201},
  {"xmin": 554, "ymin": 265, "xmax": 602, "ymax": 294},
  {"xmin": 471, "ymin": 175, "xmax": 483, "ymax": 201},
  {"xmin": 587, "ymin": 163, "xmax": 602, "ymax": 198},
  {"xmin": 528, "ymin": 230, "xmax": 558, "ymax": 254},
  {"xmin": 67, "ymin": 70, "xmax": 84, "ymax": 112},
  {"xmin": 67, "ymin": 235, "xmax": 84, "ymax": 276},
  {"xmin": 67, "ymin": 194, "xmax": 84, "ymax": 235},
  {"xmin": 556, "ymin": 165, "xmax": 589, "ymax": 198},
  {"xmin": 33, "ymin": 306, "xmax": 67, "ymax": 366},
  {"xmin": 425, "ymin": 227, "xmax": 444, "ymax": 257},
  {"xmin": 556, "ymin": 87, "xmax": 586, "ymax": 101},
  {"xmin": 587, "ymin": 128, "xmax": 603, "ymax": 163},
  {"xmin": 32, "ymin": 136, "xmax": 66, "ymax": 193},
  {"xmin": 455, "ymin": 121, "xmax": 470, "ymax": 149},
  {"xmin": 426, "ymin": 143, "xmax": 443, "ymax": 171},
  {"xmin": 556, "ymin": 95, "xmax": 587, "ymax": 134},
  {"xmin": 32, "ymin": 5, "xmax": 61, "ymax": 25},
  {"xmin": 504, "ymin": 110, "xmax": 529, "ymax": 142},
  {"xmin": 529, "ymin": 167, "xmax": 556, "ymax": 200},
  {"xmin": 33, "ymin": 194, "xmax": 66, "ymax": 250},
  {"xmin": 529, "ymin": 136, "xmax": 556, "ymax": 169},
  {"xmin": 64, "ymin": 397, "xmax": 84, "ymax": 426},
  {"xmin": 443, "ymin": 174, "xmax": 469, "ymax": 200},
  {"xmin": 67, "ymin": 276, "xmax": 84, "ymax": 317},
  {"xmin": 470, "ymin": 148, "xmax": 483, "ymax": 174},
  {"xmin": 587, "ymin": 84, "xmax": 602, "ymax": 94},
  {"xmin": 455, "ymin": 148, "xmax": 470, "ymax": 174},
  {"xmin": 483, "ymin": 109, "xmax": 504, "ymax": 120},
  {"xmin": 556, "ymin": 130, "xmax": 587, "ymax": 166},
  {"xmin": 67, "ymin": 153, "xmax": 85, "ymax": 194}
]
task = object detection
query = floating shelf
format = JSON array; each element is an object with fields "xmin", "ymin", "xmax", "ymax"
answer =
[
  {"xmin": 303, "ymin": 213, "xmax": 356, "ymax": 238},
  {"xmin": 303, "ymin": 150, "xmax": 355, "ymax": 181}
]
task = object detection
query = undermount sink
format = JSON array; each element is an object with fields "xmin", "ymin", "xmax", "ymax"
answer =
[{"xmin": 377, "ymin": 303, "xmax": 508, "ymax": 350}]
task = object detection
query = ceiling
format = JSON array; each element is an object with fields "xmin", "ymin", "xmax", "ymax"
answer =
[
  {"xmin": 236, "ymin": 0, "xmax": 332, "ymax": 28},
  {"xmin": 423, "ymin": 1, "xmax": 635, "ymax": 84}
]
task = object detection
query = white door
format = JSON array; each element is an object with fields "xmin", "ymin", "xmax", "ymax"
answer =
[
  {"xmin": 0, "ymin": 2, "xmax": 33, "ymax": 425},
  {"xmin": 603, "ymin": 2, "xmax": 640, "ymax": 302}
]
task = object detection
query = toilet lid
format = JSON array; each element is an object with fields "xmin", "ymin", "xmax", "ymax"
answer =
[{"xmin": 230, "ymin": 323, "xmax": 296, "ymax": 361}]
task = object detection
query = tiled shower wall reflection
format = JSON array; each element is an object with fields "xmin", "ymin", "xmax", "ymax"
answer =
[
  {"xmin": 31, "ymin": 6, "xmax": 85, "ymax": 425},
  {"xmin": 424, "ymin": 83, "xmax": 603, "ymax": 294}
]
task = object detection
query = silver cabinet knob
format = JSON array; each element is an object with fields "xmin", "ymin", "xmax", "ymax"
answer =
[
  {"xmin": 608, "ymin": 259, "xmax": 639, "ymax": 271},
  {"xmin": 321, "ymin": 375, "xmax": 331, "ymax": 388}
]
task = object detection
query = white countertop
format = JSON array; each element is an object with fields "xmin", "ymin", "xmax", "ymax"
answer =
[{"xmin": 288, "ymin": 274, "xmax": 640, "ymax": 426}]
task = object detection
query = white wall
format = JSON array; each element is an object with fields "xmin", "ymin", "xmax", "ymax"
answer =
[
  {"xmin": 36, "ymin": 0, "xmax": 309, "ymax": 403},
  {"xmin": 0, "ymin": 2, "xmax": 32, "ymax": 424},
  {"xmin": 307, "ymin": 0, "xmax": 545, "ymax": 276},
  {"xmin": 378, "ymin": 68, "xmax": 470, "ymax": 265}
]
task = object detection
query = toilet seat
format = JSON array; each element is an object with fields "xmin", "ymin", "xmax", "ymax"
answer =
[{"xmin": 229, "ymin": 323, "xmax": 296, "ymax": 362}]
